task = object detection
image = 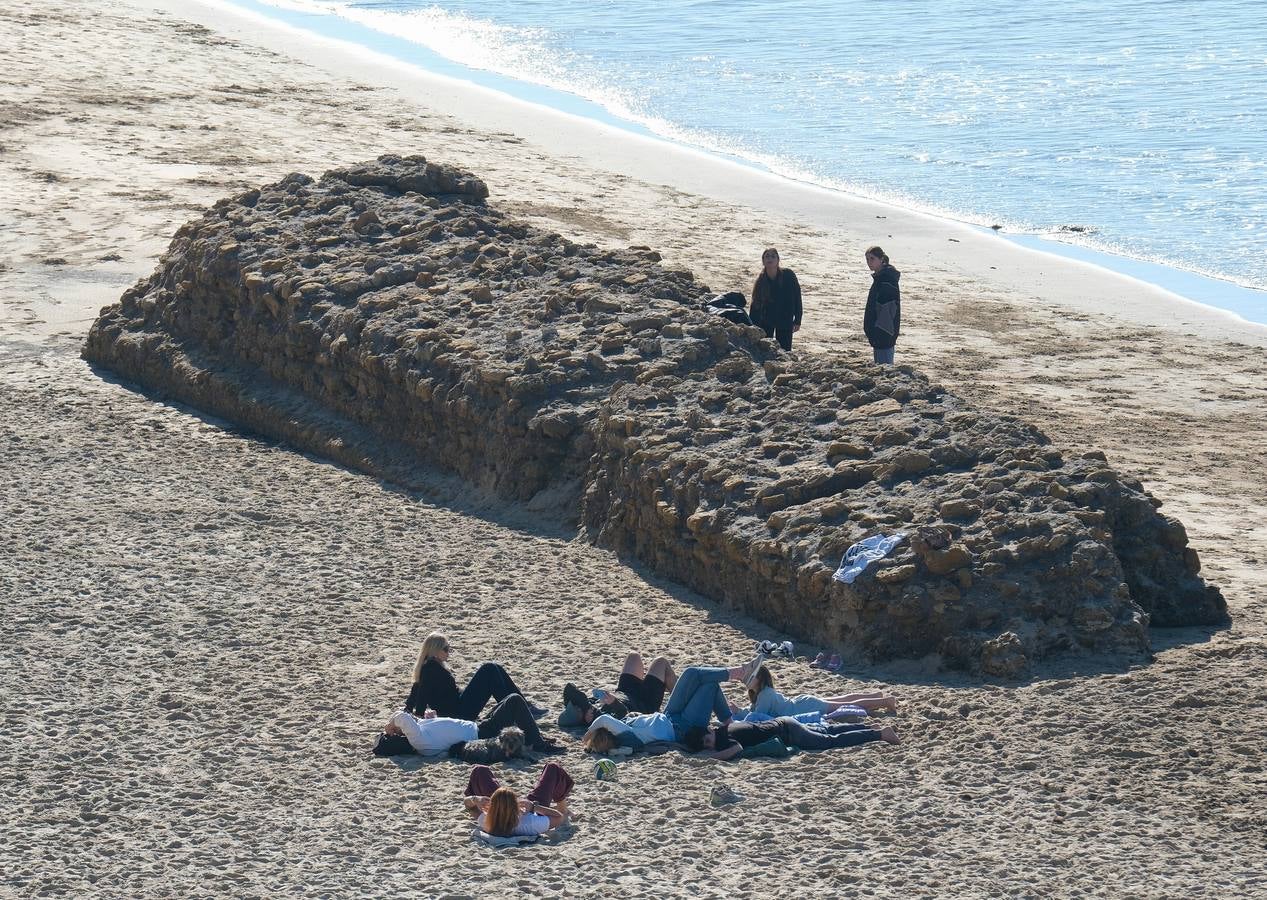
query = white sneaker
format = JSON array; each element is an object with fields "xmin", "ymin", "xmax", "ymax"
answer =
[{"xmin": 742, "ymin": 652, "xmax": 768, "ymax": 687}]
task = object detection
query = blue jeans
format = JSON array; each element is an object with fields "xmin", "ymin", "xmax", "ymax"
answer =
[
  {"xmin": 873, "ymin": 346, "xmax": 894, "ymax": 364},
  {"xmin": 663, "ymin": 666, "xmax": 732, "ymax": 737}
]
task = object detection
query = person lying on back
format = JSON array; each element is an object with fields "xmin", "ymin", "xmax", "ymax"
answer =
[
  {"xmin": 559, "ymin": 651, "xmax": 678, "ymax": 728},
  {"xmin": 580, "ymin": 711, "xmax": 678, "ymax": 754},
  {"xmin": 744, "ymin": 665, "xmax": 897, "ymax": 717},
  {"xmin": 684, "ymin": 716, "xmax": 899, "ymax": 760},
  {"xmin": 464, "ymin": 763, "xmax": 574, "ymax": 838},
  {"xmin": 383, "ymin": 693, "xmax": 563, "ymax": 756}
]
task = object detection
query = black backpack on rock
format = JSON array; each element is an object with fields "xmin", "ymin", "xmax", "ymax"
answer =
[{"xmin": 701, "ymin": 291, "xmax": 753, "ymax": 326}]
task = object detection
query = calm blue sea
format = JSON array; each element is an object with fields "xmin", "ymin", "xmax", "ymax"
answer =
[{"xmin": 243, "ymin": 0, "xmax": 1267, "ymax": 323}]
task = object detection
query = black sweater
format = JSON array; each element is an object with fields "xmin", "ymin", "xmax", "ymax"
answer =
[
  {"xmin": 404, "ymin": 657, "xmax": 462, "ymax": 718},
  {"xmin": 752, "ymin": 268, "xmax": 803, "ymax": 329},
  {"xmin": 863, "ymin": 265, "xmax": 901, "ymax": 349}
]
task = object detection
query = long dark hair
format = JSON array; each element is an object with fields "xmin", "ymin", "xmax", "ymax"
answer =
[{"xmin": 752, "ymin": 247, "xmax": 781, "ymax": 310}]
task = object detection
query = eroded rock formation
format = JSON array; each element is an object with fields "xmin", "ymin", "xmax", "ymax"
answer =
[{"xmin": 84, "ymin": 155, "xmax": 1227, "ymax": 676}]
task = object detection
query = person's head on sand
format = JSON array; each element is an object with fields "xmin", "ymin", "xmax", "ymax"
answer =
[
  {"xmin": 483, "ymin": 787, "xmax": 521, "ymax": 837},
  {"xmin": 582, "ymin": 727, "xmax": 617, "ymax": 755},
  {"xmin": 413, "ymin": 632, "xmax": 451, "ymax": 680},
  {"xmin": 761, "ymin": 247, "xmax": 781, "ymax": 279},
  {"xmin": 683, "ymin": 726, "xmax": 716, "ymax": 753},
  {"xmin": 865, "ymin": 245, "xmax": 889, "ymax": 273},
  {"xmin": 746, "ymin": 664, "xmax": 774, "ymax": 706}
]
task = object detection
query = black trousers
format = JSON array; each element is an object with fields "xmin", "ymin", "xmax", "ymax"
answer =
[
  {"xmin": 763, "ymin": 323, "xmax": 794, "ymax": 351},
  {"xmin": 477, "ymin": 694, "xmax": 543, "ymax": 746},
  {"xmin": 456, "ymin": 662, "xmax": 525, "ymax": 720},
  {"xmin": 775, "ymin": 717, "xmax": 880, "ymax": 751}
]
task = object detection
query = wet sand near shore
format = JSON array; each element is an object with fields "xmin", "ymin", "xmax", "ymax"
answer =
[{"xmin": 2, "ymin": 1, "xmax": 1265, "ymax": 896}]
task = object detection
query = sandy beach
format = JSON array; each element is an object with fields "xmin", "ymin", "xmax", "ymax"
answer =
[{"xmin": 3, "ymin": 0, "xmax": 1266, "ymax": 896}]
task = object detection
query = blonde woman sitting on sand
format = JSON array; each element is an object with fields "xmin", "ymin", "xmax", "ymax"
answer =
[
  {"xmin": 405, "ymin": 631, "xmax": 546, "ymax": 722},
  {"xmin": 463, "ymin": 763, "xmax": 573, "ymax": 839},
  {"xmin": 745, "ymin": 665, "xmax": 897, "ymax": 718}
]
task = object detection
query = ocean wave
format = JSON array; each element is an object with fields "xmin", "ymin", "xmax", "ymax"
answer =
[{"xmin": 247, "ymin": 0, "xmax": 1267, "ymax": 299}]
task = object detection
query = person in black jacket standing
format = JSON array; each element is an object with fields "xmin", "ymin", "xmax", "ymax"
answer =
[
  {"xmin": 863, "ymin": 246, "xmax": 901, "ymax": 364},
  {"xmin": 751, "ymin": 248, "xmax": 803, "ymax": 351}
]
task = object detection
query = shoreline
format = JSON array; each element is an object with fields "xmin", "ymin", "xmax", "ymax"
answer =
[{"xmin": 225, "ymin": 0, "xmax": 1267, "ymax": 330}]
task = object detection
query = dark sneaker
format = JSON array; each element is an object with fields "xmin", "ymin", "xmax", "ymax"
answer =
[
  {"xmin": 529, "ymin": 704, "xmax": 550, "ymax": 720},
  {"xmin": 709, "ymin": 784, "xmax": 744, "ymax": 806},
  {"xmin": 533, "ymin": 740, "xmax": 566, "ymax": 756}
]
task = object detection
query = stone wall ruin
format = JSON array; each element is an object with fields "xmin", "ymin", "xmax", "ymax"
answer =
[{"xmin": 84, "ymin": 155, "xmax": 1227, "ymax": 676}]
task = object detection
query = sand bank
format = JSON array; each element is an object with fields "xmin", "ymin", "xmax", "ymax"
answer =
[{"xmin": 2, "ymin": 0, "xmax": 1265, "ymax": 896}]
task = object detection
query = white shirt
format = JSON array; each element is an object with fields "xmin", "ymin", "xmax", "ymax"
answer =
[
  {"xmin": 477, "ymin": 811, "xmax": 552, "ymax": 837},
  {"xmin": 586, "ymin": 712, "xmax": 676, "ymax": 744},
  {"xmin": 389, "ymin": 711, "xmax": 478, "ymax": 755}
]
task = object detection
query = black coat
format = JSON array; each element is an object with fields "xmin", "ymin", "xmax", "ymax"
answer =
[
  {"xmin": 751, "ymin": 268, "xmax": 803, "ymax": 330},
  {"xmin": 864, "ymin": 265, "xmax": 901, "ymax": 349},
  {"xmin": 405, "ymin": 657, "xmax": 461, "ymax": 717}
]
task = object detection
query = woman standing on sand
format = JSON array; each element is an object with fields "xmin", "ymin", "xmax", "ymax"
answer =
[
  {"xmin": 405, "ymin": 631, "xmax": 546, "ymax": 722},
  {"xmin": 863, "ymin": 246, "xmax": 901, "ymax": 364},
  {"xmin": 751, "ymin": 247, "xmax": 803, "ymax": 351}
]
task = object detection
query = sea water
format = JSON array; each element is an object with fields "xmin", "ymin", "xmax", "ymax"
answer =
[{"xmin": 239, "ymin": 0, "xmax": 1267, "ymax": 323}]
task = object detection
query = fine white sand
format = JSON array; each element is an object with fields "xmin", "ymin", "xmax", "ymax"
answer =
[{"xmin": 2, "ymin": 1, "xmax": 1265, "ymax": 896}]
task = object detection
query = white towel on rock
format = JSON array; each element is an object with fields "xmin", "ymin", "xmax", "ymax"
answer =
[{"xmin": 833, "ymin": 533, "xmax": 907, "ymax": 584}]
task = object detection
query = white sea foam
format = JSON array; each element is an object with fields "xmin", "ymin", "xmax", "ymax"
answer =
[{"xmin": 248, "ymin": 0, "xmax": 1267, "ymax": 312}]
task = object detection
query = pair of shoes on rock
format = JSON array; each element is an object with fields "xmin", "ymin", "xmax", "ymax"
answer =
[{"xmin": 755, "ymin": 640, "xmax": 794, "ymax": 660}]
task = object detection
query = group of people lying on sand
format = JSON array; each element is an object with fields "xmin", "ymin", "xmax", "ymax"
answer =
[{"xmin": 376, "ymin": 631, "xmax": 900, "ymax": 839}]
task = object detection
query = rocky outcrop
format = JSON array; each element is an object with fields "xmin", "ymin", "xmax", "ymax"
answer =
[{"xmin": 84, "ymin": 155, "xmax": 1227, "ymax": 676}]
